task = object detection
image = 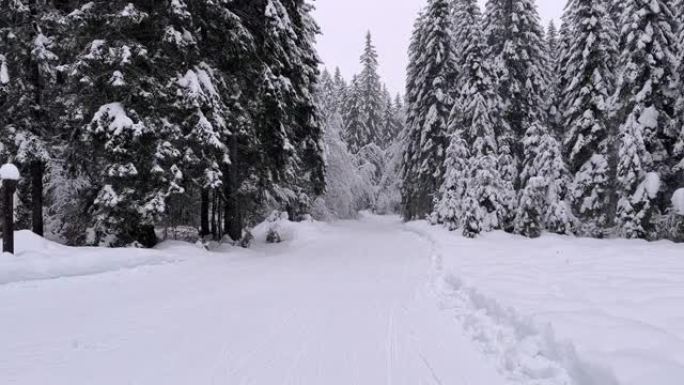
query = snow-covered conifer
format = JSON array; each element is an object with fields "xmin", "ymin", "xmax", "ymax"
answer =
[
  {"xmin": 561, "ymin": 0, "xmax": 617, "ymax": 235},
  {"xmin": 357, "ymin": 32, "xmax": 384, "ymax": 147},
  {"xmin": 483, "ymin": 0, "xmax": 548, "ymax": 152},
  {"xmin": 0, "ymin": 0, "xmax": 63, "ymax": 236},
  {"xmin": 435, "ymin": 131, "xmax": 469, "ymax": 230},
  {"xmin": 516, "ymin": 121, "xmax": 573, "ymax": 237},
  {"xmin": 402, "ymin": 0, "xmax": 456, "ymax": 220},
  {"xmin": 613, "ymin": 0, "xmax": 678, "ymax": 238}
]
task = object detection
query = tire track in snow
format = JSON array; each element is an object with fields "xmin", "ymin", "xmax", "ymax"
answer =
[{"xmin": 404, "ymin": 225, "xmax": 620, "ymax": 385}]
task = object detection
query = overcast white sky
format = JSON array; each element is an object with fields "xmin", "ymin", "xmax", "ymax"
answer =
[{"xmin": 313, "ymin": 0, "xmax": 563, "ymax": 95}]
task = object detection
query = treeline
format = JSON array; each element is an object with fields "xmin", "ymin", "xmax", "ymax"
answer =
[
  {"xmin": 314, "ymin": 33, "xmax": 406, "ymax": 219},
  {"xmin": 403, "ymin": 0, "xmax": 684, "ymax": 241},
  {"xmin": 0, "ymin": 0, "xmax": 325, "ymax": 247}
]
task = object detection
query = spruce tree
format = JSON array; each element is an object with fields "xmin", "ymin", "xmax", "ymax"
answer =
[
  {"xmin": 65, "ymin": 1, "xmax": 182, "ymax": 246},
  {"xmin": 436, "ymin": 131, "xmax": 469, "ymax": 230},
  {"xmin": 455, "ymin": 0, "xmax": 517, "ymax": 232},
  {"xmin": 562, "ymin": 0, "xmax": 617, "ymax": 235},
  {"xmin": 613, "ymin": 0, "xmax": 678, "ymax": 238},
  {"xmin": 357, "ymin": 32, "xmax": 384, "ymax": 148},
  {"xmin": 483, "ymin": 0, "xmax": 548, "ymax": 158},
  {"xmin": 402, "ymin": 0, "xmax": 456, "ymax": 220},
  {"xmin": 162, "ymin": 0, "xmax": 233, "ymax": 238},
  {"xmin": 288, "ymin": 0, "xmax": 326, "ymax": 210},
  {"xmin": 462, "ymin": 136, "xmax": 504, "ymax": 238},
  {"xmin": 332, "ymin": 67, "xmax": 347, "ymax": 113},
  {"xmin": 545, "ymin": 20, "xmax": 562, "ymax": 135},
  {"xmin": 0, "ymin": 0, "xmax": 63, "ymax": 236},
  {"xmin": 342, "ymin": 76, "xmax": 366, "ymax": 153}
]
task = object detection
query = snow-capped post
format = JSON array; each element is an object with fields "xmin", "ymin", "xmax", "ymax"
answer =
[{"xmin": 1, "ymin": 163, "xmax": 20, "ymax": 254}]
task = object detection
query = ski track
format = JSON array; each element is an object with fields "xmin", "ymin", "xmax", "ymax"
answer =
[
  {"xmin": 406, "ymin": 225, "xmax": 621, "ymax": 385},
  {"xmin": 1, "ymin": 216, "xmax": 620, "ymax": 385}
]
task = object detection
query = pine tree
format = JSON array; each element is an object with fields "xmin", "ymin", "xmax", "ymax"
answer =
[
  {"xmin": 402, "ymin": 0, "xmax": 456, "ymax": 220},
  {"xmin": 561, "ymin": 0, "xmax": 617, "ymax": 235},
  {"xmin": 613, "ymin": 0, "xmax": 678, "ymax": 238}
]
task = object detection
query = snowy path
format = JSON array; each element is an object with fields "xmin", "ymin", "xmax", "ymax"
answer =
[{"xmin": 1, "ymin": 216, "xmax": 508, "ymax": 385}]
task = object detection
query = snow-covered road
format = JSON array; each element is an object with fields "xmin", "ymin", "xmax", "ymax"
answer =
[{"xmin": 1, "ymin": 216, "xmax": 507, "ymax": 385}]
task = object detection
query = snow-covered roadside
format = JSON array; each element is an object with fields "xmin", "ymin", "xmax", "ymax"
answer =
[
  {"xmin": 408, "ymin": 221, "xmax": 684, "ymax": 385},
  {"xmin": 0, "ymin": 229, "xmax": 266, "ymax": 286},
  {"xmin": 0, "ymin": 217, "xmax": 332, "ymax": 286}
]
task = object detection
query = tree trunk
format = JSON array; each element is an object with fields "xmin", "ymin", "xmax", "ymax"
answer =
[
  {"xmin": 217, "ymin": 197, "xmax": 223, "ymax": 240},
  {"xmin": 224, "ymin": 134, "xmax": 242, "ymax": 241},
  {"xmin": 606, "ymin": 123, "xmax": 620, "ymax": 230},
  {"xmin": 30, "ymin": 161, "xmax": 44, "ymax": 236},
  {"xmin": 200, "ymin": 188, "xmax": 209, "ymax": 238},
  {"xmin": 224, "ymin": 186, "xmax": 242, "ymax": 242},
  {"xmin": 211, "ymin": 192, "xmax": 217, "ymax": 240},
  {"xmin": 136, "ymin": 224, "xmax": 157, "ymax": 248}
]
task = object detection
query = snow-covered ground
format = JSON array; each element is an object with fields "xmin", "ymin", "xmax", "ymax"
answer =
[
  {"xmin": 1, "ymin": 216, "xmax": 507, "ymax": 385},
  {"xmin": 408, "ymin": 221, "xmax": 684, "ymax": 385},
  {"xmin": 1, "ymin": 216, "xmax": 682, "ymax": 385}
]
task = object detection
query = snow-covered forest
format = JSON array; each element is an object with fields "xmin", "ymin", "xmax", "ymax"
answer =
[
  {"xmin": 2, "ymin": 1, "xmax": 684, "ymax": 384},
  {"xmin": 3, "ymin": 0, "xmax": 684, "ymax": 248},
  {"xmin": 315, "ymin": 33, "xmax": 406, "ymax": 219},
  {"xmin": 404, "ymin": 0, "xmax": 684, "ymax": 242},
  {"xmin": 1, "ymin": 0, "xmax": 326, "ymax": 247}
]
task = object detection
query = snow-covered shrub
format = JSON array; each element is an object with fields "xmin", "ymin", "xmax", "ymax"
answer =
[
  {"xmin": 375, "ymin": 136, "xmax": 405, "ymax": 215},
  {"xmin": 666, "ymin": 189, "xmax": 684, "ymax": 242},
  {"xmin": 265, "ymin": 211, "xmax": 289, "ymax": 244},
  {"xmin": 514, "ymin": 177, "xmax": 546, "ymax": 238}
]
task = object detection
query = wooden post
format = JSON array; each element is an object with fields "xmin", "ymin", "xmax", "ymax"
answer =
[
  {"xmin": 2, "ymin": 179, "xmax": 16, "ymax": 254},
  {"xmin": 1, "ymin": 163, "xmax": 20, "ymax": 255}
]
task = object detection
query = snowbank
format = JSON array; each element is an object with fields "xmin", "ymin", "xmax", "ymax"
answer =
[
  {"xmin": 251, "ymin": 212, "xmax": 328, "ymax": 247},
  {"xmin": 408, "ymin": 221, "xmax": 684, "ymax": 385},
  {"xmin": 0, "ymin": 231, "xmax": 186, "ymax": 285},
  {"xmin": 0, "ymin": 214, "xmax": 329, "ymax": 286}
]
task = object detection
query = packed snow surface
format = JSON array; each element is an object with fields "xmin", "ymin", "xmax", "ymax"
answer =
[
  {"xmin": 0, "ymin": 216, "xmax": 507, "ymax": 385},
  {"xmin": 1, "ymin": 216, "xmax": 682, "ymax": 385}
]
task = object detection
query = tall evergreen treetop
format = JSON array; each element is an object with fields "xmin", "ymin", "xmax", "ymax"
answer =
[{"xmin": 483, "ymin": 0, "xmax": 548, "ymax": 144}]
